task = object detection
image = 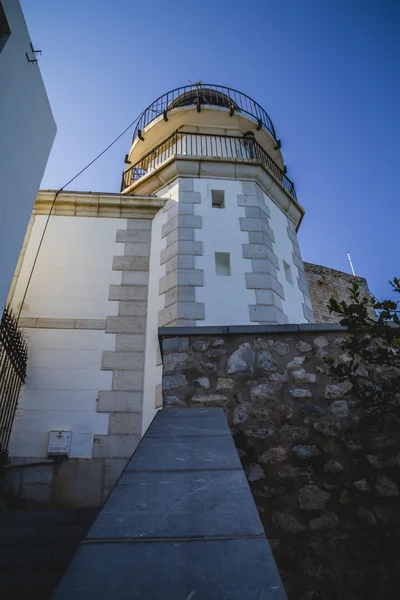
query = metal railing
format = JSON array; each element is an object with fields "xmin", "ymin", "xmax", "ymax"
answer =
[
  {"xmin": 132, "ymin": 84, "xmax": 277, "ymax": 142},
  {"xmin": 0, "ymin": 308, "xmax": 28, "ymax": 457},
  {"xmin": 121, "ymin": 130, "xmax": 297, "ymax": 199}
]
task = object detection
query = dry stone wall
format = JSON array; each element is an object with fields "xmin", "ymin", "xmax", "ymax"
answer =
[
  {"xmin": 160, "ymin": 326, "xmax": 400, "ymax": 600},
  {"xmin": 304, "ymin": 263, "xmax": 375, "ymax": 324}
]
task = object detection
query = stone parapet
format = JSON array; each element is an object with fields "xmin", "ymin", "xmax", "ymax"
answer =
[{"xmin": 158, "ymin": 326, "xmax": 400, "ymax": 599}]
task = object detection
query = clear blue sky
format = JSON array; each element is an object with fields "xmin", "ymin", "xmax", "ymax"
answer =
[{"xmin": 21, "ymin": 0, "xmax": 399, "ymax": 300}]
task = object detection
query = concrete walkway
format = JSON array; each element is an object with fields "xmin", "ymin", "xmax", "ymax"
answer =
[{"xmin": 52, "ymin": 408, "xmax": 286, "ymax": 599}]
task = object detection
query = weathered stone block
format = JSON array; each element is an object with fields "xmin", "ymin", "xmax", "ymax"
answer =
[
  {"xmin": 164, "ymin": 286, "xmax": 195, "ymax": 307},
  {"xmin": 109, "ymin": 285, "xmax": 148, "ymax": 301},
  {"xmin": 105, "ymin": 316, "xmax": 146, "ymax": 334},
  {"xmin": 162, "ymin": 374, "xmax": 187, "ymax": 390},
  {"xmin": 163, "ymin": 352, "xmax": 194, "ymax": 373},
  {"xmin": 112, "ymin": 370, "xmax": 143, "ymax": 391},
  {"xmin": 165, "ymin": 254, "xmax": 195, "ymax": 274},
  {"xmin": 52, "ymin": 459, "xmax": 104, "ymax": 506},
  {"xmin": 112, "ymin": 256, "xmax": 150, "ymax": 271},
  {"xmin": 245, "ymin": 273, "xmax": 284, "ymax": 298},
  {"xmin": 93, "ymin": 435, "xmax": 140, "ymax": 459},
  {"xmin": 179, "ymin": 191, "xmax": 201, "ymax": 203},
  {"xmin": 298, "ymin": 485, "xmax": 330, "ymax": 510},
  {"xmin": 167, "ymin": 228, "xmax": 194, "ymax": 245},
  {"xmin": 103, "ymin": 458, "xmax": 128, "ymax": 488},
  {"xmin": 74, "ymin": 319, "xmax": 106, "ymax": 330},
  {"xmin": 118, "ymin": 301, "xmax": 147, "ymax": 316},
  {"xmin": 121, "ymin": 271, "xmax": 149, "ymax": 285},
  {"xmin": 102, "ymin": 351, "xmax": 144, "ymax": 371},
  {"xmin": 124, "ymin": 243, "xmax": 151, "ymax": 257},
  {"xmin": 116, "ymin": 229, "xmax": 151, "ymax": 243},
  {"xmin": 249, "ymin": 305, "xmax": 287, "ymax": 323},
  {"xmin": 97, "ymin": 390, "xmax": 142, "ymax": 413},
  {"xmin": 227, "ymin": 343, "xmax": 255, "ymax": 375},
  {"xmin": 108, "ymin": 413, "xmax": 142, "ymax": 435},
  {"xmin": 115, "ymin": 334, "xmax": 145, "ymax": 351},
  {"xmin": 127, "ymin": 219, "xmax": 152, "ymax": 230},
  {"xmin": 248, "ymin": 231, "xmax": 274, "ymax": 249},
  {"xmin": 251, "ymin": 259, "xmax": 276, "ymax": 275},
  {"xmin": 162, "ymin": 214, "xmax": 202, "ymax": 238},
  {"xmin": 162, "ymin": 337, "xmax": 190, "ymax": 353}
]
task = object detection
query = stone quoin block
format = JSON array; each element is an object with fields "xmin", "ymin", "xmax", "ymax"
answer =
[
  {"xmin": 244, "ymin": 206, "xmax": 271, "ymax": 222},
  {"xmin": 123, "ymin": 243, "xmax": 151, "ymax": 257},
  {"xmin": 112, "ymin": 256, "xmax": 149, "ymax": 271},
  {"xmin": 251, "ymin": 259, "xmax": 277, "ymax": 275},
  {"xmin": 109, "ymin": 285, "xmax": 148, "ymax": 301},
  {"xmin": 164, "ymin": 286, "xmax": 196, "ymax": 307},
  {"xmin": 115, "ymin": 334, "xmax": 146, "ymax": 352},
  {"xmin": 112, "ymin": 370, "xmax": 144, "ymax": 391},
  {"xmin": 101, "ymin": 351, "xmax": 144, "ymax": 371},
  {"xmin": 248, "ymin": 231, "xmax": 274, "ymax": 249},
  {"xmin": 121, "ymin": 271, "xmax": 149, "ymax": 285},
  {"xmin": 158, "ymin": 302, "xmax": 205, "ymax": 327},
  {"xmin": 237, "ymin": 195, "xmax": 271, "ymax": 217},
  {"xmin": 255, "ymin": 290, "xmax": 284, "ymax": 309},
  {"xmin": 118, "ymin": 301, "xmax": 147, "ymax": 317},
  {"xmin": 92, "ymin": 434, "xmax": 141, "ymax": 459},
  {"xmin": 126, "ymin": 219, "xmax": 152, "ymax": 231},
  {"xmin": 179, "ymin": 191, "xmax": 201, "ymax": 203},
  {"xmin": 105, "ymin": 316, "xmax": 146, "ymax": 334},
  {"xmin": 249, "ymin": 304, "xmax": 289, "ymax": 323},
  {"xmin": 245, "ymin": 273, "xmax": 284, "ymax": 298},
  {"xmin": 161, "ymin": 214, "xmax": 202, "ymax": 238},
  {"xmin": 243, "ymin": 244, "xmax": 279, "ymax": 269},
  {"xmin": 166, "ymin": 227, "xmax": 195, "ymax": 245},
  {"xmin": 97, "ymin": 390, "xmax": 142, "ymax": 413},
  {"xmin": 108, "ymin": 413, "xmax": 142, "ymax": 435},
  {"xmin": 165, "ymin": 255, "xmax": 195, "ymax": 274},
  {"xmin": 303, "ymin": 304, "xmax": 315, "ymax": 322},
  {"xmin": 159, "ymin": 270, "xmax": 203, "ymax": 294},
  {"xmin": 116, "ymin": 229, "xmax": 151, "ymax": 244}
]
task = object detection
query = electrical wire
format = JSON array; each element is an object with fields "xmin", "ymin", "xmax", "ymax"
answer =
[{"xmin": 17, "ymin": 114, "xmax": 141, "ymax": 321}]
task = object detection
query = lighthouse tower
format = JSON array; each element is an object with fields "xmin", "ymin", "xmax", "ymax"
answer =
[{"xmin": 122, "ymin": 84, "xmax": 313, "ymax": 329}]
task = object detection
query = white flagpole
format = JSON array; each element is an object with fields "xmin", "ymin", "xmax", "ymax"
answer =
[{"xmin": 347, "ymin": 252, "xmax": 356, "ymax": 276}]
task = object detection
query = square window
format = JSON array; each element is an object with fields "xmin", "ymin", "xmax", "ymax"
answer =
[
  {"xmin": 283, "ymin": 260, "xmax": 293, "ymax": 284},
  {"xmin": 0, "ymin": 3, "xmax": 11, "ymax": 53},
  {"xmin": 211, "ymin": 190, "xmax": 225, "ymax": 209},
  {"xmin": 215, "ymin": 252, "xmax": 231, "ymax": 276}
]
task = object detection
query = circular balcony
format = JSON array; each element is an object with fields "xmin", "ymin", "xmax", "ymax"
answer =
[
  {"xmin": 132, "ymin": 84, "xmax": 277, "ymax": 144},
  {"xmin": 121, "ymin": 129, "xmax": 297, "ymax": 200}
]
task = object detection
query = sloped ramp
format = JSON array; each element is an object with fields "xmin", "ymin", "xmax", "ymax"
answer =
[{"xmin": 52, "ymin": 408, "xmax": 287, "ymax": 599}]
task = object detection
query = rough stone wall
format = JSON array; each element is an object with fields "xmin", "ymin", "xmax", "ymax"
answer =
[
  {"xmin": 160, "ymin": 328, "xmax": 400, "ymax": 600},
  {"xmin": 304, "ymin": 263, "xmax": 375, "ymax": 324}
]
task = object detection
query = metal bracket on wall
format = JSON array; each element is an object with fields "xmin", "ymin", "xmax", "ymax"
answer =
[{"xmin": 26, "ymin": 42, "xmax": 41, "ymax": 63}]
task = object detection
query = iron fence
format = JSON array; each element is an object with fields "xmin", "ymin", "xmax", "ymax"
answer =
[
  {"xmin": 121, "ymin": 130, "xmax": 297, "ymax": 200},
  {"xmin": 0, "ymin": 308, "xmax": 28, "ymax": 457},
  {"xmin": 132, "ymin": 84, "xmax": 277, "ymax": 142}
]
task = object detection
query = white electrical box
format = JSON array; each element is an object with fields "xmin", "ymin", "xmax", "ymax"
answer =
[{"xmin": 48, "ymin": 430, "xmax": 71, "ymax": 456}]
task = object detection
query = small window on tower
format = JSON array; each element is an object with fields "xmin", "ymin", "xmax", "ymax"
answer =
[
  {"xmin": 211, "ymin": 190, "xmax": 225, "ymax": 209},
  {"xmin": 283, "ymin": 260, "xmax": 293, "ymax": 284},
  {"xmin": 0, "ymin": 3, "xmax": 11, "ymax": 52},
  {"xmin": 215, "ymin": 252, "xmax": 231, "ymax": 276}
]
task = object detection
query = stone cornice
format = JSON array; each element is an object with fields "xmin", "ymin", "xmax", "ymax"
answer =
[
  {"xmin": 122, "ymin": 155, "xmax": 305, "ymax": 229},
  {"xmin": 34, "ymin": 190, "xmax": 165, "ymax": 219}
]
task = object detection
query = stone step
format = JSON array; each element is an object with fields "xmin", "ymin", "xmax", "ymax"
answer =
[
  {"xmin": 0, "ymin": 543, "xmax": 78, "ymax": 571},
  {"xmin": 0, "ymin": 524, "xmax": 86, "ymax": 545},
  {"xmin": 0, "ymin": 507, "xmax": 97, "ymax": 527},
  {"xmin": 1, "ymin": 571, "xmax": 62, "ymax": 600}
]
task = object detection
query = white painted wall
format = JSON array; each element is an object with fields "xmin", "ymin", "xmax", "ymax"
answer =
[
  {"xmin": 10, "ymin": 216, "xmax": 124, "ymax": 318},
  {"xmin": 0, "ymin": 0, "xmax": 56, "ymax": 311},
  {"xmin": 262, "ymin": 191, "xmax": 307, "ymax": 323},
  {"xmin": 193, "ymin": 179, "xmax": 256, "ymax": 325},
  {"xmin": 141, "ymin": 187, "xmax": 173, "ymax": 434},
  {"xmin": 8, "ymin": 329, "xmax": 112, "ymax": 459}
]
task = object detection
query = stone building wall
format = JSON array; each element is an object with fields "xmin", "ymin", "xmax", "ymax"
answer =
[
  {"xmin": 304, "ymin": 263, "xmax": 375, "ymax": 324},
  {"xmin": 159, "ymin": 326, "xmax": 400, "ymax": 600}
]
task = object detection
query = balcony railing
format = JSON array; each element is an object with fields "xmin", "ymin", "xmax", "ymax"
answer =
[
  {"xmin": 0, "ymin": 308, "xmax": 28, "ymax": 459},
  {"xmin": 132, "ymin": 84, "xmax": 277, "ymax": 142},
  {"xmin": 121, "ymin": 130, "xmax": 297, "ymax": 200}
]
